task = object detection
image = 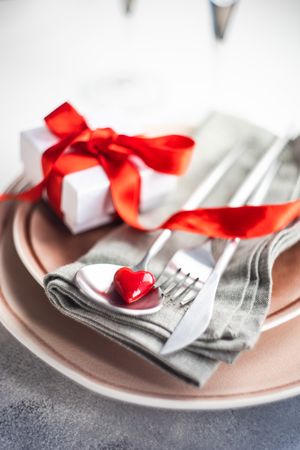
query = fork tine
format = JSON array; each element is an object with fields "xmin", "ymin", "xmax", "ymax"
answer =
[
  {"xmin": 172, "ymin": 276, "xmax": 200, "ymax": 302},
  {"xmin": 163, "ymin": 272, "xmax": 191, "ymax": 296},
  {"xmin": 158, "ymin": 268, "xmax": 182, "ymax": 290},
  {"xmin": 180, "ymin": 292, "xmax": 198, "ymax": 306}
]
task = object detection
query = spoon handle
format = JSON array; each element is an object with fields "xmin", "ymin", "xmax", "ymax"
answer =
[{"xmin": 134, "ymin": 140, "xmax": 248, "ymax": 270}]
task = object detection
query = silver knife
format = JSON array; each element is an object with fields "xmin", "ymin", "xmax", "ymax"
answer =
[{"xmin": 160, "ymin": 133, "xmax": 291, "ymax": 355}]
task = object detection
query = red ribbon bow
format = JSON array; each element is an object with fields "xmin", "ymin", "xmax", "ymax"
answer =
[{"xmin": 2, "ymin": 102, "xmax": 300, "ymax": 239}]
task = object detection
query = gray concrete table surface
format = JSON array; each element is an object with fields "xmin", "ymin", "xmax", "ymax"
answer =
[{"xmin": 0, "ymin": 323, "xmax": 300, "ymax": 450}]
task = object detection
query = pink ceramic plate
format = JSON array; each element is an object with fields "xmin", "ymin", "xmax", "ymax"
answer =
[
  {"xmin": 1, "ymin": 202, "xmax": 300, "ymax": 408},
  {"xmin": 13, "ymin": 202, "xmax": 300, "ymax": 332},
  {"xmin": 5, "ymin": 103, "xmax": 300, "ymax": 407}
]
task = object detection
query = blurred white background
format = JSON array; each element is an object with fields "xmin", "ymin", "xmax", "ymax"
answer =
[{"xmin": 1, "ymin": 0, "xmax": 300, "ymax": 190}]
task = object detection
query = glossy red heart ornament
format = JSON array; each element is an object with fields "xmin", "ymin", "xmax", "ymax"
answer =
[{"xmin": 113, "ymin": 267, "xmax": 156, "ymax": 304}]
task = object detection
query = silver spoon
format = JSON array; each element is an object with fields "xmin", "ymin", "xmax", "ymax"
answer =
[{"xmin": 75, "ymin": 141, "xmax": 249, "ymax": 316}]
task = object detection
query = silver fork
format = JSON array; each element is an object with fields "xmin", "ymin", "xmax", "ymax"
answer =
[
  {"xmin": 160, "ymin": 158, "xmax": 300, "ymax": 355},
  {"xmin": 157, "ymin": 160, "xmax": 282, "ymax": 317}
]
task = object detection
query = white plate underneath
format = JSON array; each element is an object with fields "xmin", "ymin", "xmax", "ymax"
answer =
[{"xmin": 1, "ymin": 204, "xmax": 300, "ymax": 409}]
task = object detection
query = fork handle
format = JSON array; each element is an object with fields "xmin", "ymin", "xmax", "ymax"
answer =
[{"xmin": 134, "ymin": 229, "xmax": 172, "ymax": 271}]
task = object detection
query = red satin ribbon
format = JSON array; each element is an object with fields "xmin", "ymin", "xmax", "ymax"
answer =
[{"xmin": 1, "ymin": 102, "xmax": 300, "ymax": 239}]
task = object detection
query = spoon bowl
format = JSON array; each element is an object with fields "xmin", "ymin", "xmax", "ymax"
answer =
[{"xmin": 75, "ymin": 263, "xmax": 163, "ymax": 316}]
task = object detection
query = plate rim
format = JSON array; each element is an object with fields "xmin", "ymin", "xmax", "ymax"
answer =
[
  {"xmin": 0, "ymin": 177, "xmax": 299, "ymax": 410},
  {"xmin": 1, "ymin": 281, "xmax": 300, "ymax": 410}
]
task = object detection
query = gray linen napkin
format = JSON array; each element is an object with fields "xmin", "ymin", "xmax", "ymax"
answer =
[{"xmin": 44, "ymin": 114, "xmax": 300, "ymax": 387}]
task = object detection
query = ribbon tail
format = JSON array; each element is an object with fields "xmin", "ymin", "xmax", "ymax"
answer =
[
  {"xmin": 0, "ymin": 178, "xmax": 47, "ymax": 203},
  {"xmin": 0, "ymin": 134, "xmax": 74, "ymax": 207},
  {"xmin": 100, "ymin": 155, "xmax": 142, "ymax": 227},
  {"xmin": 160, "ymin": 203, "xmax": 300, "ymax": 238},
  {"xmin": 103, "ymin": 155, "xmax": 300, "ymax": 239}
]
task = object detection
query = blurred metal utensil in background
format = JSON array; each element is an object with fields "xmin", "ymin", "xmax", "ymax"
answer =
[
  {"xmin": 123, "ymin": 0, "xmax": 135, "ymax": 15},
  {"xmin": 209, "ymin": 0, "xmax": 239, "ymax": 40}
]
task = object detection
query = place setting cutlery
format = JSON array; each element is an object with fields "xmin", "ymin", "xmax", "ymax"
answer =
[
  {"xmin": 75, "ymin": 129, "xmax": 296, "ymax": 356},
  {"xmin": 160, "ymin": 134, "xmax": 295, "ymax": 355}
]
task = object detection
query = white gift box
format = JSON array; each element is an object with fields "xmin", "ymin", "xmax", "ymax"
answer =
[{"xmin": 20, "ymin": 126, "xmax": 177, "ymax": 234}]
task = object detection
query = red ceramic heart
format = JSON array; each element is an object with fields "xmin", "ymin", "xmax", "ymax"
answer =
[{"xmin": 113, "ymin": 267, "xmax": 156, "ymax": 304}]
